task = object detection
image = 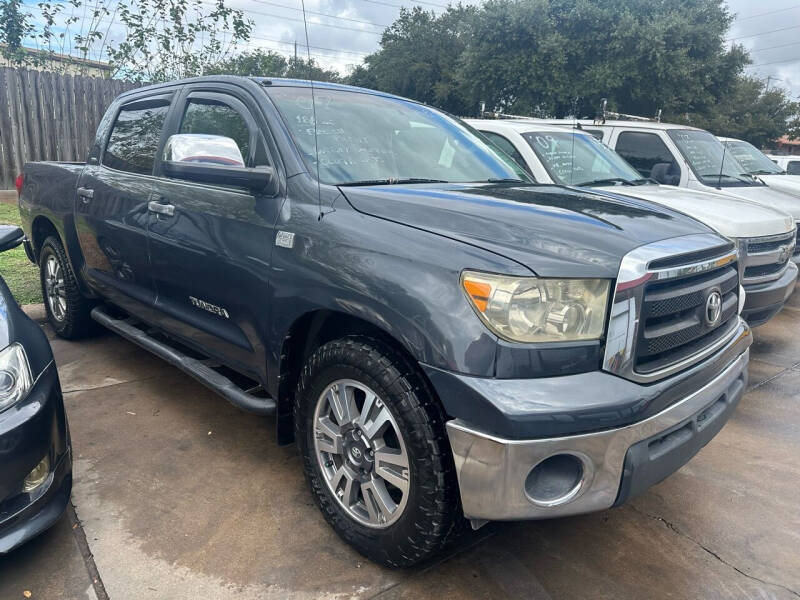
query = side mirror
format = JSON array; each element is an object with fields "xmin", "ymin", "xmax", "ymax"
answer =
[
  {"xmin": 0, "ymin": 226, "xmax": 24, "ymax": 253},
  {"xmin": 162, "ymin": 134, "xmax": 273, "ymax": 192}
]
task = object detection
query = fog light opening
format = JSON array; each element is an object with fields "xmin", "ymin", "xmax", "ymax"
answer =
[
  {"xmin": 22, "ymin": 455, "xmax": 50, "ymax": 493},
  {"xmin": 525, "ymin": 453, "xmax": 587, "ymax": 507}
]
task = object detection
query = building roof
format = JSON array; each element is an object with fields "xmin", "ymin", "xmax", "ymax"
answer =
[{"xmin": 0, "ymin": 45, "xmax": 111, "ymax": 70}]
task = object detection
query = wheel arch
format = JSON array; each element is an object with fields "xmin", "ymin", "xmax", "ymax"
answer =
[
  {"xmin": 30, "ymin": 215, "xmax": 61, "ymax": 261},
  {"xmin": 274, "ymin": 309, "xmax": 443, "ymax": 445}
]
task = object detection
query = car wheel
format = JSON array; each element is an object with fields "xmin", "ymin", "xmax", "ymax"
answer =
[
  {"xmin": 295, "ymin": 336, "xmax": 459, "ymax": 567},
  {"xmin": 39, "ymin": 236, "xmax": 94, "ymax": 339}
]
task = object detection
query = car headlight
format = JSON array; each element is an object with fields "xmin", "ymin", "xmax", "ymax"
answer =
[
  {"xmin": 0, "ymin": 343, "xmax": 33, "ymax": 412},
  {"xmin": 461, "ymin": 271, "xmax": 610, "ymax": 343}
]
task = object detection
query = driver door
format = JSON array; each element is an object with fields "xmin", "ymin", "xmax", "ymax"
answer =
[{"xmin": 146, "ymin": 87, "xmax": 282, "ymax": 378}]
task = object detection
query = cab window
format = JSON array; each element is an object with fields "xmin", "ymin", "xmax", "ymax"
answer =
[
  {"xmin": 104, "ymin": 100, "xmax": 170, "ymax": 175},
  {"xmin": 615, "ymin": 131, "xmax": 678, "ymax": 179},
  {"xmin": 179, "ymin": 98, "xmax": 253, "ymax": 163}
]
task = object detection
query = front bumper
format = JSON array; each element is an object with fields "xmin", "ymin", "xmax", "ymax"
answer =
[
  {"xmin": 742, "ymin": 261, "xmax": 798, "ymax": 327},
  {"xmin": 446, "ymin": 349, "xmax": 749, "ymax": 521},
  {"xmin": 0, "ymin": 362, "xmax": 72, "ymax": 554}
]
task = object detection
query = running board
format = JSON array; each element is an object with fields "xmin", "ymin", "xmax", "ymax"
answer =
[{"xmin": 90, "ymin": 306, "xmax": 276, "ymax": 416}]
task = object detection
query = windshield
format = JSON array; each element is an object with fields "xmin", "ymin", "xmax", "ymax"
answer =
[
  {"xmin": 724, "ymin": 140, "xmax": 783, "ymax": 175},
  {"xmin": 522, "ymin": 130, "xmax": 644, "ymax": 186},
  {"xmin": 266, "ymin": 87, "xmax": 529, "ymax": 185},
  {"xmin": 666, "ymin": 129, "xmax": 758, "ymax": 187}
]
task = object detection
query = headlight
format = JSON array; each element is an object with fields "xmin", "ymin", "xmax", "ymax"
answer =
[
  {"xmin": 461, "ymin": 271, "xmax": 610, "ymax": 343},
  {"xmin": 0, "ymin": 343, "xmax": 33, "ymax": 412}
]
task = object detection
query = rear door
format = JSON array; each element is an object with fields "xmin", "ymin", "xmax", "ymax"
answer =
[
  {"xmin": 75, "ymin": 94, "xmax": 172, "ymax": 316},
  {"xmin": 146, "ymin": 85, "xmax": 283, "ymax": 377}
]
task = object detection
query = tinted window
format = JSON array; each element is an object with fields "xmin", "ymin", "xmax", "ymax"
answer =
[
  {"xmin": 787, "ymin": 160, "xmax": 800, "ymax": 175},
  {"xmin": 180, "ymin": 99, "xmax": 252, "ymax": 162},
  {"xmin": 104, "ymin": 102, "xmax": 169, "ymax": 175},
  {"xmin": 481, "ymin": 131, "xmax": 531, "ymax": 174},
  {"xmin": 615, "ymin": 131, "xmax": 677, "ymax": 178}
]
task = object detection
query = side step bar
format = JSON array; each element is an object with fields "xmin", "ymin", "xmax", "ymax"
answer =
[{"xmin": 90, "ymin": 306, "xmax": 276, "ymax": 416}]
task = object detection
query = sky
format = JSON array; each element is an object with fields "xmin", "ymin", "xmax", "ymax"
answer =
[{"xmin": 18, "ymin": 0, "xmax": 800, "ymax": 99}]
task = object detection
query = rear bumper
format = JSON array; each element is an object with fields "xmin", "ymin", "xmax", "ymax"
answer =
[
  {"xmin": 446, "ymin": 349, "xmax": 749, "ymax": 521},
  {"xmin": 742, "ymin": 261, "xmax": 798, "ymax": 327}
]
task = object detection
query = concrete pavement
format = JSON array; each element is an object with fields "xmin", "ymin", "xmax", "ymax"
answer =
[{"xmin": 1, "ymin": 295, "xmax": 799, "ymax": 600}]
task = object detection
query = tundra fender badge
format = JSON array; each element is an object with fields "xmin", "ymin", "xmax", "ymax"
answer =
[
  {"xmin": 189, "ymin": 296, "xmax": 230, "ymax": 319},
  {"xmin": 275, "ymin": 231, "xmax": 295, "ymax": 249}
]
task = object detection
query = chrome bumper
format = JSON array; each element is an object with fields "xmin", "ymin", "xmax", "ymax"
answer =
[{"xmin": 446, "ymin": 348, "xmax": 750, "ymax": 522}]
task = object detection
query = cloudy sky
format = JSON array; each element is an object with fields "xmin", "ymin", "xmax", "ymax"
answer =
[{"xmin": 20, "ymin": 0, "xmax": 800, "ymax": 99}]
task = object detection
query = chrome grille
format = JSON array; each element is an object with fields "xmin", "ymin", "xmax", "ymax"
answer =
[
  {"xmin": 636, "ymin": 264, "xmax": 739, "ymax": 374},
  {"xmin": 603, "ymin": 233, "xmax": 742, "ymax": 384},
  {"xmin": 741, "ymin": 230, "xmax": 795, "ymax": 285}
]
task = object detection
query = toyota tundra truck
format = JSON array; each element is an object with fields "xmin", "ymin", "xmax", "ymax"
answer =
[{"xmin": 18, "ymin": 76, "xmax": 752, "ymax": 567}]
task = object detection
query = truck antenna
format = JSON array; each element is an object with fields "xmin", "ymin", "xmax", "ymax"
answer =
[
  {"xmin": 716, "ymin": 137, "xmax": 728, "ymax": 190},
  {"xmin": 300, "ymin": 0, "xmax": 323, "ymax": 219}
]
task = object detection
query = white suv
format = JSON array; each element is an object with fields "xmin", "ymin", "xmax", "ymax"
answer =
[
  {"xmin": 467, "ymin": 119, "xmax": 798, "ymax": 326},
  {"xmin": 767, "ymin": 155, "xmax": 800, "ymax": 175}
]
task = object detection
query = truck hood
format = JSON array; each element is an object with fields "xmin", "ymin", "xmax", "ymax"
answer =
[
  {"xmin": 708, "ymin": 184, "xmax": 800, "ymax": 221},
  {"xmin": 595, "ymin": 184, "xmax": 795, "ymax": 238},
  {"xmin": 339, "ymin": 182, "xmax": 716, "ymax": 278},
  {"xmin": 758, "ymin": 174, "xmax": 800, "ymax": 205}
]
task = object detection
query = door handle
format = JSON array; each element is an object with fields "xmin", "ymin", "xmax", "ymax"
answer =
[
  {"xmin": 148, "ymin": 200, "xmax": 175, "ymax": 217},
  {"xmin": 77, "ymin": 187, "xmax": 94, "ymax": 203}
]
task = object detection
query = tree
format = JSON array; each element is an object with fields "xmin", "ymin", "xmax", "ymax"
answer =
[
  {"xmin": 676, "ymin": 76, "xmax": 800, "ymax": 148},
  {"xmin": 208, "ymin": 49, "xmax": 342, "ymax": 83},
  {"xmin": 0, "ymin": 0, "xmax": 35, "ymax": 65},
  {"xmin": 106, "ymin": 0, "xmax": 252, "ymax": 81},
  {"xmin": 458, "ymin": 0, "xmax": 747, "ymax": 118},
  {"xmin": 348, "ymin": 5, "xmax": 477, "ymax": 115}
]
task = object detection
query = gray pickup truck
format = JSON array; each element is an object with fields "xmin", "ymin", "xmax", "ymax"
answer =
[{"xmin": 18, "ymin": 76, "xmax": 752, "ymax": 566}]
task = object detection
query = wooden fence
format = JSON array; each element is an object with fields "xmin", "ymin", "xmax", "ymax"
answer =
[{"xmin": 0, "ymin": 67, "xmax": 141, "ymax": 188}]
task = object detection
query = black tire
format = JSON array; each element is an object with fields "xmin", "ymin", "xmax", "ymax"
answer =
[
  {"xmin": 39, "ymin": 236, "xmax": 94, "ymax": 339},
  {"xmin": 295, "ymin": 336, "xmax": 460, "ymax": 567}
]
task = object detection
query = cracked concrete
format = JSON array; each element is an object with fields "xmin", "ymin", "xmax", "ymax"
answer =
[{"xmin": 1, "ymin": 292, "xmax": 799, "ymax": 599}]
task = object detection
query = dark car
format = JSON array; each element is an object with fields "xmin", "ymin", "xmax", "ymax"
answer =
[
  {"xmin": 18, "ymin": 77, "xmax": 751, "ymax": 566},
  {"xmin": 0, "ymin": 226, "xmax": 71, "ymax": 554}
]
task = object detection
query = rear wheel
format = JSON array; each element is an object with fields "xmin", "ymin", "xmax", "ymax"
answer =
[
  {"xmin": 39, "ymin": 236, "xmax": 94, "ymax": 339},
  {"xmin": 295, "ymin": 336, "xmax": 459, "ymax": 567}
]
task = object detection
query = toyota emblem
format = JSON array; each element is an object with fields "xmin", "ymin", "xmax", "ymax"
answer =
[{"xmin": 705, "ymin": 290, "xmax": 722, "ymax": 326}]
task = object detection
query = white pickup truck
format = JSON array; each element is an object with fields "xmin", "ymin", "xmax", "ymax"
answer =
[
  {"xmin": 767, "ymin": 154, "xmax": 800, "ymax": 175},
  {"xmin": 719, "ymin": 137, "xmax": 800, "ymax": 196},
  {"xmin": 467, "ymin": 119, "xmax": 798, "ymax": 326}
]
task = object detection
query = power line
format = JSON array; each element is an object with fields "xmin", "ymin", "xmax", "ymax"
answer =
[
  {"xmin": 358, "ymin": 0, "xmax": 450, "ymax": 10},
  {"xmin": 249, "ymin": 0, "xmax": 391, "ymax": 29},
  {"xmin": 733, "ymin": 4, "xmax": 800, "ymax": 22},
  {"xmin": 749, "ymin": 40, "xmax": 800, "ymax": 53},
  {"xmin": 750, "ymin": 56, "xmax": 800, "ymax": 67},
  {"xmin": 727, "ymin": 24, "xmax": 800, "ymax": 42},
  {"xmin": 245, "ymin": 36, "xmax": 370, "ymax": 57}
]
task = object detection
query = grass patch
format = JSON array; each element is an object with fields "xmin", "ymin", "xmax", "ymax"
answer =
[{"xmin": 0, "ymin": 201, "xmax": 42, "ymax": 305}]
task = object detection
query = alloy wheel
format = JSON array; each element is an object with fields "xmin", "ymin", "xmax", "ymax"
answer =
[{"xmin": 313, "ymin": 379, "xmax": 410, "ymax": 528}]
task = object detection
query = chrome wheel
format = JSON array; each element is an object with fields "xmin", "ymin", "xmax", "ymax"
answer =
[
  {"xmin": 313, "ymin": 379, "xmax": 410, "ymax": 528},
  {"xmin": 44, "ymin": 255, "xmax": 67, "ymax": 322}
]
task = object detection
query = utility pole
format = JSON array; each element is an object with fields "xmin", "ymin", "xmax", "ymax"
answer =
[
  {"xmin": 765, "ymin": 75, "xmax": 782, "ymax": 91},
  {"xmin": 294, "ymin": 40, "xmax": 298, "ymax": 61}
]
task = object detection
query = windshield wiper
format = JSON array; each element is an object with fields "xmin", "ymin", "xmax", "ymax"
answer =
[
  {"xmin": 631, "ymin": 178, "xmax": 657, "ymax": 185},
  {"xmin": 700, "ymin": 173, "xmax": 754, "ymax": 184},
  {"xmin": 480, "ymin": 178, "xmax": 531, "ymax": 184},
  {"xmin": 750, "ymin": 169, "xmax": 781, "ymax": 175},
  {"xmin": 577, "ymin": 177, "xmax": 634, "ymax": 187},
  {"xmin": 338, "ymin": 178, "xmax": 448, "ymax": 186}
]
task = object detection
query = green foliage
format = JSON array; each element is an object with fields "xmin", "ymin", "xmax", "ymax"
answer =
[
  {"xmin": 348, "ymin": 6, "xmax": 476, "ymax": 115},
  {"xmin": 105, "ymin": 0, "xmax": 253, "ymax": 81},
  {"xmin": 673, "ymin": 76, "xmax": 800, "ymax": 149},
  {"xmin": 351, "ymin": 0, "xmax": 797, "ymax": 144},
  {"xmin": 0, "ymin": 204, "xmax": 41, "ymax": 305},
  {"xmin": 0, "ymin": 0, "xmax": 34, "ymax": 65},
  {"xmin": 208, "ymin": 49, "xmax": 342, "ymax": 83}
]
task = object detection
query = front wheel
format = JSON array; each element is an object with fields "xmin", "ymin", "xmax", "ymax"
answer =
[{"xmin": 295, "ymin": 336, "xmax": 459, "ymax": 567}]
